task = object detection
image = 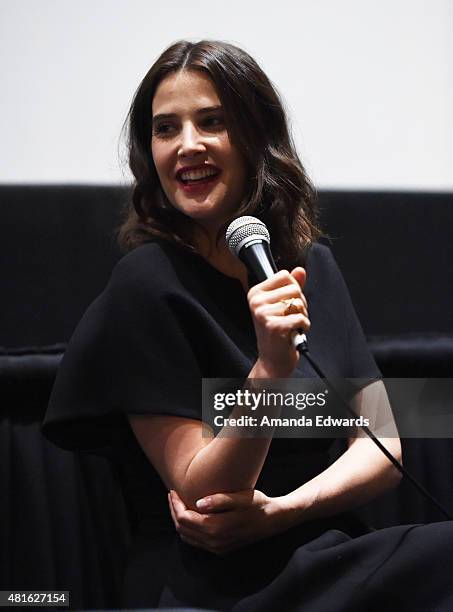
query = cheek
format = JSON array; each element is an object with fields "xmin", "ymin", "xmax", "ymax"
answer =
[{"xmin": 151, "ymin": 141, "xmax": 171, "ymax": 178}]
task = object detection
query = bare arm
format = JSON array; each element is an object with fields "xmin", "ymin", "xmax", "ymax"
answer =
[
  {"xmin": 279, "ymin": 380, "xmax": 402, "ymax": 528},
  {"xmin": 168, "ymin": 380, "xmax": 402, "ymax": 555},
  {"xmin": 129, "ymin": 268, "xmax": 309, "ymax": 509}
]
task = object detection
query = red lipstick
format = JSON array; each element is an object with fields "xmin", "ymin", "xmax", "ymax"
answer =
[{"xmin": 175, "ymin": 164, "xmax": 221, "ymax": 194}]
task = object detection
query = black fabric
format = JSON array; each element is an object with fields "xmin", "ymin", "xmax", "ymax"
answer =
[
  {"xmin": 229, "ymin": 523, "xmax": 453, "ymax": 612},
  {"xmin": 43, "ymin": 240, "xmax": 381, "ymax": 451},
  {"xmin": 156, "ymin": 522, "xmax": 453, "ymax": 611},
  {"xmin": 42, "ymin": 239, "xmax": 453, "ymax": 610},
  {"xmin": 0, "ymin": 418, "xmax": 129, "ymax": 610}
]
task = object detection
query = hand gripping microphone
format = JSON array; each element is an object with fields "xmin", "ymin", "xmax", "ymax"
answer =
[
  {"xmin": 225, "ymin": 216, "xmax": 308, "ymax": 353},
  {"xmin": 226, "ymin": 217, "xmax": 452, "ymax": 521}
]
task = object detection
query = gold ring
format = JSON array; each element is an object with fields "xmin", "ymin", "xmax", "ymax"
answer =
[{"xmin": 283, "ymin": 298, "xmax": 299, "ymax": 316}]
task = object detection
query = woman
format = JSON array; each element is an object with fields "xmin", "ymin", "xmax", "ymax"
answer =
[{"xmin": 43, "ymin": 40, "xmax": 453, "ymax": 611}]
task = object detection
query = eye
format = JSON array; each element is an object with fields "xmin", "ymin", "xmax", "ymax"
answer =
[
  {"xmin": 152, "ymin": 122, "xmax": 176, "ymax": 137},
  {"xmin": 201, "ymin": 114, "xmax": 225, "ymax": 130}
]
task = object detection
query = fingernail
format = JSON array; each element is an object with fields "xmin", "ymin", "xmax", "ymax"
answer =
[{"xmin": 196, "ymin": 497, "xmax": 210, "ymax": 510}]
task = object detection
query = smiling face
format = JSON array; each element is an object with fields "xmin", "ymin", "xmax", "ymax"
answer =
[{"xmin": 151, "ymin": 70, "xmax": 247, "ymax": 236}]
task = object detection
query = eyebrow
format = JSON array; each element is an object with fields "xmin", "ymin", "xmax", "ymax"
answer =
[{"xmin": 152, "ymin": 105, "xmax": 223, "ymax": 124}]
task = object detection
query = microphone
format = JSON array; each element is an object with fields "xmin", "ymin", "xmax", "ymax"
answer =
[
  {"xmin": 226, "ymin": 216, "xmax": 308, "ymax": 352},
  {"xmin": 226, "ymin": 223, "xmax": 453, "ymax": 521}
]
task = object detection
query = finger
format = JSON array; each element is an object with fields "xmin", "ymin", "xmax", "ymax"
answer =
[
  {"xmin": 176, "ymin": 521, "xmax": 212, "ymax": 543},
  {"xmin": 248, "ymin": 270, "xmax": 294, "ymax": 297},
  {"xmin": 170, "ymin": 493, "xmax": 210, "ymax": 529},
  {"xmin": 177, "ymin": 524, "xmax": 231, "ymax": 555},
  {"xmin": 196, "ymin": 490, "xmax": 253, "ymax": 513},
  {"xmin": 171, "ymin": 490, "xmax": 212, "ymax": 525},
  {"xmin": 291, "ymin": 267, "xmax": 307, "ymax": 290},
  {"xmin": 178, "ymin": 511, "xmax": 246, "ymax": 539},
  {"xmin": 289, "ymin": 312, "xmax": 311, "ymax": 333},
  {"xmin": 168, "ymin": 492, "xmax": 179, "ymax": 528},
  {"xmin": 170, "ymin": 490, "xmax": 190, "ymax": 520},
  {"xmin": 257, "ymin": 284, "xmax": 303, "ymax": 306},
  {"xmin": 175, "ymin": 509, "xmax": 212, "ymax": 532},
  {"xmin": 290, "ymin": 268, "xmax": 308, "ymax": 309},
  {"xmin": 253, "ymin": 298, "xmax": 307, "ymax": 318},
  {"xmin": 280, "ymin": 297, "xmax": 307, "ymax": 317},
  {"xmin": 170, "ymin": 489, "xmax": 187, "ymax": 510},
  {"xmin": 266, "ymin": 313, "xmax": 311, "ymax": 335}
]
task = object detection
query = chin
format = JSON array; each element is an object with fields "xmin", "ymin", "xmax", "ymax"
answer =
[
  {"xmin": 176, "ymin": 201, "xmax": 224, "ymax": 220},
  {"xmin": 170, "ymin": 192, "xmax": 237, "ymax": 231}
]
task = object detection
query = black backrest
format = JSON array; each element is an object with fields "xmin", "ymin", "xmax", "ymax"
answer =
[{"xmin": 2, "ymin": 185, "xmax": 452, "ymax": 349}]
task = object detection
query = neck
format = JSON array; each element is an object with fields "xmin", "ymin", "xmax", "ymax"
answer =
[{"xmin": 194, "ymin": 230, "xmax": 249, "ymax": 291}]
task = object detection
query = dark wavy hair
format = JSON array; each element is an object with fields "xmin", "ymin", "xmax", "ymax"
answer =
[{"xmin": 118, "ymin": 39, "xmax": 321, "ymax": 269}]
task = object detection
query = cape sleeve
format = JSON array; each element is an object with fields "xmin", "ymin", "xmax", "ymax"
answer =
[
  {"xmin": 305, "ymin": 243, "xmax": 381, "ymax": 384},
  {"xmin": 42, "ymin": 245, "xmax": 203, "ymax": 452}
]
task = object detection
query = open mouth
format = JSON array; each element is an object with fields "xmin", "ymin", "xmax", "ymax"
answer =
[{"xmin": 176, "ymin": 166, "xmax": 221, "ymax": 186}]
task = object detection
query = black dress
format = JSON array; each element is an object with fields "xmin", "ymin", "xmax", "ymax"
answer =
[{"xmin": 43, "ymin": 241, "xmax": 453, "ymax": 611}]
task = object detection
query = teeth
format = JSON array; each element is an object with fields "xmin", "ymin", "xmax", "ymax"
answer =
[{"xmin": 180, "ymin": 167, "xmax": 218, "ymax": 181}]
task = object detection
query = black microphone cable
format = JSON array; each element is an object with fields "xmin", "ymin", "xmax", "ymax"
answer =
[
  {"xmin": 299, "ymin": 345, "xmax": 452, "ymax": 521},
  {"xmin": 226, "ymin": 215, "xmax": 453, "ymax": 521}
]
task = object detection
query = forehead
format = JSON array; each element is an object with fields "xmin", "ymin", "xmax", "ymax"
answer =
[{"xmin": 152, "ymin": 70, "xmax": 221, "ymax": 115}]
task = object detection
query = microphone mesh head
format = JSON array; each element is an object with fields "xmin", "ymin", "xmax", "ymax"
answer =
[{"xmin": 225, "ymin": 216, "xmax": 270, "ymax": 256}]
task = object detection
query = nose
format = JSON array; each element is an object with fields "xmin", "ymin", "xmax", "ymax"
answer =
[{"xmin": 178, "ymin": 122, "xmax": 206, "ymax": 158}]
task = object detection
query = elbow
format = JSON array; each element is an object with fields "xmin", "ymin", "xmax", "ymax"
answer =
[
  {"xmin": 176, "ymin": 444, "xmax": 259, "ymax": 510},
  {"xmin": 173, "ymin": 465, "xmax": 208, "ymax": 511},
  {"xmin": 175, "ymin": 473, "xmax": 232, "ymax": 512},
  {"xmin": 177, "ymin": 479, "xmax": 257, "ymax": 513},
  {"xmin": 170, "ymin": 470, "xmax": 213, "ymax": 511},
  {"xmin": 174, "ymin": 488, "xmax": 199, "ymax": 512}
]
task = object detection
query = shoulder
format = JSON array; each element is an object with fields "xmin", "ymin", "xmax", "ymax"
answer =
[
  {"xmin": 305, "ymin": 241, "xmax": 337, "ymax": 270},
  {"xmin": 304, "ymin": 242, "xmax": 345, "ymax": 289},
  {"xmin": 111, "ymin": 242, "xmax": 173, "ymax": 285},
  {"xmin": 107, "ymin": 241, "xmax": 185, "ymax": 302}
]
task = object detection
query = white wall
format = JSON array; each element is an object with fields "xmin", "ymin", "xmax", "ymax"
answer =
[{"xmin": 1, "ymin": 0, "xmax": 452, "ymax": 190}]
